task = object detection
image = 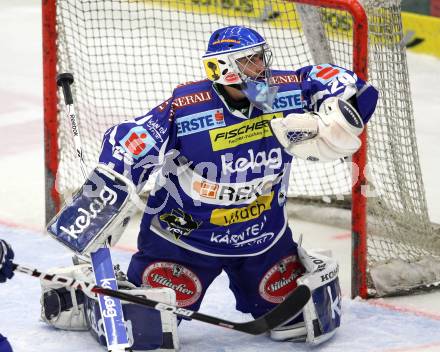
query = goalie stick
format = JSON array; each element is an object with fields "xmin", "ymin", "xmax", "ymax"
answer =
[
  {"xmin": 57, "ymin": 73, "xmax": 130, "ymax": 351},
  {"xmin": 13, "ymin": 262, "xmax": 311, "ymax": 335}
]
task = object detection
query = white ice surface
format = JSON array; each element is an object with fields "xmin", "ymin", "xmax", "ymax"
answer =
[
  {"xmin": 1, "ymin": 1, "xmax": 440, "ymax": 352},
  {"xmin": 2, "ymin": 225, "xmax": 440, "ymax": 352}
]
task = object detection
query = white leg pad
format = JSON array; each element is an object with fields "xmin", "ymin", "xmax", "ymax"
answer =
[
  {"xmin": 270, "ymin": 321, "xmax": 307, "ymax": 342},
  {"xmin": 270, "ymin": 247, "xmax": 341, "ymax": 345},
  {"xmin": 40, "ymin": 264, "xmax": 180, "ymax": 350}
]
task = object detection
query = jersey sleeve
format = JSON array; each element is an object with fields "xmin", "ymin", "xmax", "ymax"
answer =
[
  {"xmin": 98, "ymin": 97, "xmax": 177, "ymax": 189},
  {"xmin": 297, "ymin": 64, "xmax": 379, "ymax": 124}
]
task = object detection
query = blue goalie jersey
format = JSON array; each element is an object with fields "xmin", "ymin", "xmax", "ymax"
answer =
[{"xmin": 99, "ymin": 64, "xmax": 378, "ymax": 257}]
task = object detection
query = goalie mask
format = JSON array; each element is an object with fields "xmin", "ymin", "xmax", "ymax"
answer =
[{"xmin": 202, "ymin": 26, "xmax": 278, "ymax": 111}]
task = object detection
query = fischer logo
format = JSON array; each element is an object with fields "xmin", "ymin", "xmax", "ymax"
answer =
[
  {"xmin": 221, "ymin": 147, "xmax": 282, "ymax": 174},
  {"xmin": 209, "ymin": 113, "xmax": 282, "ymax": 151},
  {"xmin": 60, "ymin": 186, "xmax": 118, "ymax": 239}
]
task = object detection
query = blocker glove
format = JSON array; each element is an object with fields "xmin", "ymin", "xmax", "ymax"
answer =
[{"xmin": 0, "ymin": 239, "xmax": 14, "ymax": 282}]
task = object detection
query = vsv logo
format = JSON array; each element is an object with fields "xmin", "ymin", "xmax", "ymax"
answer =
[{"xmin": 60, "ymin": 186, "xmax": 118, "ymax": 239}]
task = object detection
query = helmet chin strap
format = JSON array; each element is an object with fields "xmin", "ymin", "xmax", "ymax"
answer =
[{"xmin": 240, "ymin": 78, "xmax": 278, "ymax": 112}]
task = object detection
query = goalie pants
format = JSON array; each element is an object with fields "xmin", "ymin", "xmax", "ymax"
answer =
[{"xmin": 127, "ymin": 226, "xmax": 305, "ymax": 320}]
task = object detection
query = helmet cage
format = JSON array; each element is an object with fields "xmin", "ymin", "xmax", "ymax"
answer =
[
  {"xmin": 202, "ymin": 44, "xmax": 273, "ymax": 86},
  {"xmin": 226, "ymin": 44, "xmax": 278, "ymax": 111},
  {"xmin": 229, "ymin": 44, "xmax": 274, "ymax": 84}
]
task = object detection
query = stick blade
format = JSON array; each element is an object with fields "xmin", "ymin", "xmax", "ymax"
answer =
[{"xmin": 236, "ymin": 285, "xmax": 311, "ymax": 335}]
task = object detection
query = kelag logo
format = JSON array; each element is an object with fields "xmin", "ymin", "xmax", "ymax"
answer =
[
  {"xmin": 221, "ymin": 148, "xmax": 282, "ymax": 174},
  {"xmin": 176, "ymin": 109, "xmax": 225, "ymax": 137}
]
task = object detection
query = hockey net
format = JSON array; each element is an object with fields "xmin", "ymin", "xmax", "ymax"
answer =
[{"xmin": 43, "ymin": 0, "xmax": 440, "ymax": 298}]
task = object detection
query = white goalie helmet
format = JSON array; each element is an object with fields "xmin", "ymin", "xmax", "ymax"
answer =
[{"xmin": 202, "ymin": 26, "xmax": 279, "ymax": 111}]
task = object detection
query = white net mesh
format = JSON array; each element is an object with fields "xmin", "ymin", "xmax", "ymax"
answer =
[{"xmin": 49, "ymin": 0, "xmax": 439, "ymax": 296}]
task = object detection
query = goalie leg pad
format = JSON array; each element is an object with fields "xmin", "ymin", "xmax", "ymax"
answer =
[
  {"xmin": 40, "ymin": 264, "xmax": 91, "ymax": 330},
  {"xmin": 301, "ymin": 275, "xmax": 341, "ymax": 345},
  {"xmin": 270, "ymin": 320, "xmax": 307, "ymax": 342},
  {"xmin": 270, "ymin": 248, "xmax": 342, "ymax": 345},
  {"xmin": 86, "ymin": 287, "xmax": 179, "ymax": 351},
  {"xmin": 40, "ymin": 265, "xmax": 179, "ymax": 351}
]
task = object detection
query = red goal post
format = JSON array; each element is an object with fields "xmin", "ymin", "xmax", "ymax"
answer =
[{"xmin": 285, "ymin": 0, "xmax": 370, "ymax": 300}]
